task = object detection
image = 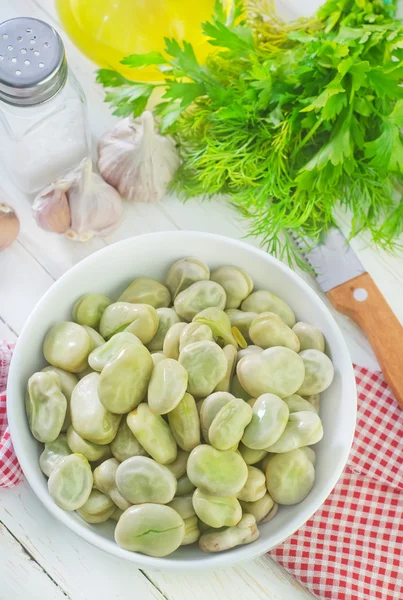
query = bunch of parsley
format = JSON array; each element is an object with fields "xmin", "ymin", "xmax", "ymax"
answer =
[{"xmin": 97, "ymin": 0, "xmax": 403, "ymax": 266}]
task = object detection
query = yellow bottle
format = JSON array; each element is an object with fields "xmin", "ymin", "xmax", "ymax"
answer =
[{"xmin": 56, "ymin": 0, "xmax": 217, "ymax": 81}]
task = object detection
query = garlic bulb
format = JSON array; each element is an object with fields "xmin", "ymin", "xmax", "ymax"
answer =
[
  {"xmin": 97, "ymin": 111, "xmax": 180, "ymax": 203},
  {"xmin": 65, "ymin": 158, "xmax": 123, "ymax": 242},
  {"xmin": 32, "ymin": 179, "xmax": 71, "ymax": 234},
  {"xmin": 0, "ymin": 201, "xmax": 20, "ymax": 251}
]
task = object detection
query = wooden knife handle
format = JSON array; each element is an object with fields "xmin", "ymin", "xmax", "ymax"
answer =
[{"xmin": 327, "ymin": 272, "xmax": 403, "ymax": 409}]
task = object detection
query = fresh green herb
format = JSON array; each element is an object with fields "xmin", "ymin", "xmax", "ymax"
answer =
[{"xmin": 97, "ymin": 0, "xmax": 403, "ymax": 267}]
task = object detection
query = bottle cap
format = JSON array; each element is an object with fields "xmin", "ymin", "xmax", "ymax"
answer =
[{"xmin": 0, "ymin": 17, "xmax": 67, "ymax": 106}]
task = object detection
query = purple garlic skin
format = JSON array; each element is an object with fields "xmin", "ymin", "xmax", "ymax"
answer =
[
  {"xmin": 32, "ymin": 158, "xmax": 123, "ymax": 243},
  {"xmin": 32, "ymin": 180, "xmax": 72, "ymax": 234},
  {"xmin": 66, "ymin": 158, "xmax": 123, "ymax": 242},
  {"xmin": 97, "ymin": 111, "xmax": 180, "ymax": 203}
]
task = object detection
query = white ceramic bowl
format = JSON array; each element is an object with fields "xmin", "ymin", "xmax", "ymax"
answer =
[{"xmin": 7, "ymin": 232, "xmax": 356, "ymax": 570}]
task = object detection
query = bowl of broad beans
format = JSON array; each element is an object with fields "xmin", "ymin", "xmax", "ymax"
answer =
[{"xmin": 7, "ymin": 232, "xmax": 356, "ymax": 569}]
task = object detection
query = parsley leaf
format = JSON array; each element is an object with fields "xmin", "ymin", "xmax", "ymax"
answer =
[
  {"xmin": 301, "ymin": 77, "xmax": 346, "ymax": 118},
  {"xmin": 96, "ymin": 69, "xmax": 132, "ymax": 87},
  {"xmin": 367, "ymin": 66, "xmax": 403, "ymax": 99},
  {"xmin": 365, "ymin": 100, "xmax": 403, "ymax": 172},
  {"xmin": 163, "ymin": 82, "xmax": 206, "ymax": 108},
  {"xmin": 302, "ymin": 115, "xmax": 352, "ymax": 170},
  {"xmin": 202, "ymin": 20, "xmax": 254, "ymax": 54},
  {"xmin": 163, "ymin": 38, "xmax": 205, "ymax": 81},
  {"xmin": 365, "ymin": 121, "xmax": 403, "ymax": 172},
  {"xmin": 154, "ymin": 102, "xmax": 183, "ymax": 131},
  {"xmin": 104, "ymin": 83, "xmax": 154, "ymax": 117}
]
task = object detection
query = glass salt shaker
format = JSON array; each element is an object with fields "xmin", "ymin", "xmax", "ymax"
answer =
[{"xmin": 0, "ymin": 17, "xmax": 91, "ymax": 195}]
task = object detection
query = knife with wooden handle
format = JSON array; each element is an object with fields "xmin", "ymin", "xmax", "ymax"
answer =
[{"xmin": 292, "ymin": 228, "xmax": 403, "ymax": 409}]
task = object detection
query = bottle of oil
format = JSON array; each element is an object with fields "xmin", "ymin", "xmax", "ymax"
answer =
[{"xmin": 56, "ymin": 0, "xmax": 217, "ymax": 82}]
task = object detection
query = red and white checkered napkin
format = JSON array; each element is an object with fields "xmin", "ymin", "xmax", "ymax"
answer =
[
  {"xmin": 1, "ymin": 343, "xmax": 402, "ymax": 599},
  {"xmin": 0, "ymin": 341, "xmax": 23, "ymax": 487},
  {"xmin": 270, "ymin": 366, "xmax": 403, "ymax": 600}
]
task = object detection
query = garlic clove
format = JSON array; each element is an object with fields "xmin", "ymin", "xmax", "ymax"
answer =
[
  {"xmin": 97, "ymin": 111, "xmax": 180, "ymax": 203},
  {"xmin": 32, "ymin": 179, "xmax": 72, "ymax": 234},
  {"xmin": 0, "ymin": 201, "xmax": 20, "ymax": 251},
  {"xmin": 66, "ymin": 157, "xmax": 123, "ymax": 241}
]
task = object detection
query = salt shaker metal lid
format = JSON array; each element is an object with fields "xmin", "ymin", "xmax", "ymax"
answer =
[{"xmin": 0, "ymin": 17, "xmax": 67, "ymax": 107}]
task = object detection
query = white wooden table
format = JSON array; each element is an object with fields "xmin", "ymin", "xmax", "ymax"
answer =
[{"xmin": 1, "ymin": 1, "xmax": 403, "ymax": 599}]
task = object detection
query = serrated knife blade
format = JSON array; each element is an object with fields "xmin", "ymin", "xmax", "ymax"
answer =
[
  {"xmin": 292, "ymin": 228, "xmax": 365, "ymax": 293},
  {"xmin": 291, "ymin": 227, "xmax": 403, "ymax": 409}
]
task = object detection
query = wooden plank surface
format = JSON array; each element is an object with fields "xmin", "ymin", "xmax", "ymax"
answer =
[
  {"xmin": 0, "ymin": 482, "xmax": 315, "ymax": 600},
  {"xmin": 0, "ymin": 523, "xmax": 71, "ymax": 600},
  {"xmin": 1, "ymin": 0, "xmax": 403, "ymax": 599}
]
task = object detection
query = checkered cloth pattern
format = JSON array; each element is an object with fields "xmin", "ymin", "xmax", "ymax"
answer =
[
  {"xmin": 0, "ymin": 341, "xmax": 23, "ymax": 487},
  {"xmin": 270, "ymin": 366, "xmax": 403, "ymax": 600},
  {"xmin": 0, "ymin": 343, "xmax": 402, "ymax": 599}
]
